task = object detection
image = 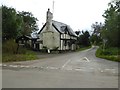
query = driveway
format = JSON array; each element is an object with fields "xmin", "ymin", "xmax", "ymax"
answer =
[{"xmin": 2, "ymin": 46, "xmax": 119, "ymax": 88}]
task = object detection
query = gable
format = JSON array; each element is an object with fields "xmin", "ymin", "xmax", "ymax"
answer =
[
  {"xmin": 38, "ymin": 23, "xmax": 62, "ymax": 34},
  {"xmin": 38, "ymin": 23, "xmax": 46, "ymax": 34}
]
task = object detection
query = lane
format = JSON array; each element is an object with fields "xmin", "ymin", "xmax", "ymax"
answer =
[
  {"xmin": 2, "ymin": 69, "xmax": 118, "ymax": 88},
  {"xmin": 2, "ymin": 46, "xmax": 118, "ymax": 74},
  {"xmin": 2, "ymin": 46, "xmax": 119, "ymax": 88}
]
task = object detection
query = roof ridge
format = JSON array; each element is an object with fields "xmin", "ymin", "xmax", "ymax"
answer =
[{"xmin": 52, "ymin": 20, "xmax": 67, "ymax": 26}]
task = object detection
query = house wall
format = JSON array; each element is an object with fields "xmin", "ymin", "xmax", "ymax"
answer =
[
  {"xmin": 61, "ymin": 34, "xmax": 71, "ymax": 39},
  {"xmin": 60, "ymin": 33, "xmax": 77, "ymax": 50},
  {"xmin": 39, "ymin": 26, "xmax": 60, "ymax": 50},
  {"xmin": 60, "ymin": 40, "xmax": 70, "ymax": 50},
  {"xmin": 38, "ymin": 28, "xmax": 77, "ymax": 51}
]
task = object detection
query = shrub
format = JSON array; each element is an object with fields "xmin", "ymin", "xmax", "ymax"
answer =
[
  {"xmin": 102, "ymin": 51, "xmax": 112, "ymax": 55},
  {"xmin": 2, "ymin": 39, "xmax": 18, "ymax": 54},
  {"xmin": 17, "ymin": 46, "xmax": 27, "ymax": 54}
]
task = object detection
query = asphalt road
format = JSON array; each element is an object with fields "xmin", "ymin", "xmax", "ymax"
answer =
[{"xmin": 2, "ymin": 46, "xmax": 119, "ymax": 88}]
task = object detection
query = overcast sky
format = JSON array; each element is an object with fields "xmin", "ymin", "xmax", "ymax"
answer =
[{"xmin": 1, "ymin": 0, "xmax": 111, "ymax": 31}]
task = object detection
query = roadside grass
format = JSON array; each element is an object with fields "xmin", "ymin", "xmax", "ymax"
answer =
[
  {"xmin": 96, "ymin": 46, "xmax": 120, "ymax": 62},
  {"xmin": 76, "ymin": 45, "xmax": 92, "ymax": 51},
  {"xmin": 2, "ymin": 39, "xmax": 38, "ymax": 62},
  {"xmin": 2, "ymin": 48, "xmax": 38, "ymax": 62}
]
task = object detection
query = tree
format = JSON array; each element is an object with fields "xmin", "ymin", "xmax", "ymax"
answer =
[
  {"xmin": 19, "ymin": 11, "xmax": 39, "ymax": 36},
  {"xmin": 2, "ymin": 5, "xmax": 39, "ymax": 41},
  {"xmin": 75, "ymin": 30, "xmax": 80, "ymax": 36},
  {"xmin": 102, "ymin": 1, "xmax": 120, "ymax": 47},
  {"xmin": 90, "ymin": 22, "xmax": 103, "ymax": 45},
  {"xmin": 90, "ymin": 34, "xmax": 102, "ymax": 45},
  {"xmin": 91, "ymin": 22, "xmax": 103, "ymax": 36},
  {"xmin": 78, "ymin": 30, "xmax": 91, "ymax": 47},
  {"xmin": 2, "ymin": 5, "xmax": 21, "ymax": 40}
]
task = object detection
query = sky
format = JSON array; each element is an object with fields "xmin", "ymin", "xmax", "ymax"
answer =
[{"xmin": 1, "ymin": 0, "xmax": 111, "ymax": 32}]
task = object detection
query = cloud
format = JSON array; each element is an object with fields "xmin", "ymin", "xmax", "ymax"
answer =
[{"xmin": 1, "ymin": 0, "xmax": 111, "ymax": 31}]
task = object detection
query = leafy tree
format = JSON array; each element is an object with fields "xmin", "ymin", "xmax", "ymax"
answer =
[
  {"xmin": 19, "ymin": 11, "xmax": 39, "ymax": 36},
  {"xmin": 78, "ymin": 31, "xmax": 91, "ymax": 47},
  {"xmin": 2, "ymin": 5, "xmax": 39, "ymax": 41},
  {"xmin": 2, "ymin": 5, "xmax": 21, "ymax": 40},
  {"xmin": 90, "ymin": 22, "xmax": 103, "ymax": 45},
  {"xmin": 91, "ymin": 22, "xmax": 103, "ymax": 36},
  {"xmin": 90, "ymin": 34, "xmax": 102, "ymax": 45},
  {"xmin": 102, "ymin": 1, "xmax": 120, "ymax": 47},
  {"xmin": 75, "ymin": 31, "xmax": 81, "ymax": 36}
]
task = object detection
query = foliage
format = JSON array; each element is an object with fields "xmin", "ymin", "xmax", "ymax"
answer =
[
  {"xmin": 2, "ymin": 5, "xmax": 39, "ymax": 41},
  {"xmin": 2, "ymin": 6, "xmax": 22, "ymax": 40},
  {"xmin": 77, "ymin": 31, "xmax": 91, "ymax": 47},
  {"xmin": 19, "ymin": 11, "xmax": 39, "ymax": 35},
  {"xmin": 90, "ymin": 34, "xmax": 102, "ymax": 45},
  {"xmin": 101, "ymin": 1, "xmax": 120, "ymax": 47},
  {"xmin": 96, "ymin": 46, "xmax": 120, "ymax": 62},
  {"xmin": 94, "ymin": 1, "xmax": 120, "ymax": 62},
  {"xmin": 91, "ymin": 22, "xmax": 103, "ymax": 36},
  {"xmin": 75, "ymin": 31, "xmax": 81, "ymax": 36},
  {"xmin": 2, "ymin": 39, "xmax": 18, "ymax": 54},
  {"xmin": 90, "ymin": 22, "xmax": 103, "ymax": 45}
]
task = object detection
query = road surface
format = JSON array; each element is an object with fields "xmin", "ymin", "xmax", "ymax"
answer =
[{"xmin": 2, "ymin": 46, "xmax": 119, "ymax": 88}]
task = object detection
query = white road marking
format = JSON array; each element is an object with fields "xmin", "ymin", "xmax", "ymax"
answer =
[
  {"xmin": 32, "ymin": 66, "xmax": 38, "ymax": 68},
  {"xmin": 23, "ymin": 66, "xmax": 30, "ymax": 68},
  {"xmin": 83, "ymin": 57, "xmax": 90, "ymax": 62},
  {"xmin": 11, "ymin": 65, "xmax": 18, "ymax": 68},
  {"xmin": 46, "ymin": 67, "xmax": 49, "ymax": 68},
  {"xmin": 105, "ymin": 69, "xmax": 116, "ymax": 71},
  {"xmin": 74, "ymin": 68, "xmax": 86, "ymax": 71},
  {"xmin": 3, "ymin": 64, "xmax": 7, "ymax": 67},
  {"xmin": 40, "ymin": 66, "xmax": 44, "ymax": 68},
  {"xmin": 20, "ymin": 65, "xmax": 25, "ymax": 68},
  {"xmin": 90, "ymin": 68, "xmax": 94, "ymax": 69},
  {"xmin": 0, "ymin": 64, "xmax": 2, "ymax": 67},
  {"xmin": 49, "ymin": 67, "xmax": 58, "ymax": 69},
  {"xmin": 61, "ymin": 59, "xmax": 71, "ymax": 69},
  {"xmin": 9, "ymin": 65, "xmax": 14, "ymax": 67}
]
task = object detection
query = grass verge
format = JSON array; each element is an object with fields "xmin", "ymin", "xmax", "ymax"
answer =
[
  {"xmin": 96, "ymin": 46, "xmax": 120, "ymax": 62},
  {"xmin": 2, "ymin": 49, "xmax": 38, "ymax": 62},
  {"xmin": 76, "ymin": 46, "xmax": 92, "ymax": 51}
]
